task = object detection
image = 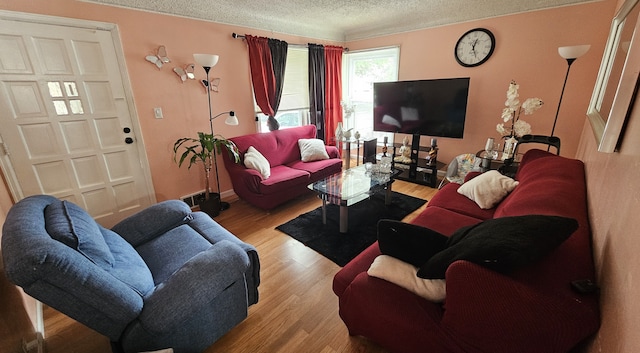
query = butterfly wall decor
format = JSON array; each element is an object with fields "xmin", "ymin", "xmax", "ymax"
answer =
[
  {"xmin": 173, "ymin": 64, "xmax": 196, "ymax": 82},
  {"xmin": 145, "ymin": 45, "xmax": 170, "ymax": 69},
  {"xmin": 202, "ymin": 78, "xmax": 221, "ymax": 93}
]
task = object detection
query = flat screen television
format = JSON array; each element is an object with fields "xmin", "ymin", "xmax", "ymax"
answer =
[{"xmin": 373, "ymin": 77, "xmax": 470, "ymax": 138}]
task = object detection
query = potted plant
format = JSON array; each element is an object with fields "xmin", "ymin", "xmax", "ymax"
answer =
[{"xmin": 173, "ymin": 132, "xmax": 240, "ymax": 217}]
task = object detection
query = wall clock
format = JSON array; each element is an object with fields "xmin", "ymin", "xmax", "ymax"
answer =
[{"xmin": 455, "ymin": 28, "xmax": 496, "ymax": 67}]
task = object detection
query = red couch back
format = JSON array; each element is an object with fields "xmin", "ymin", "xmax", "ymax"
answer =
[
  {"xmin": 495, "ymin": 149, "xmax": 596, "ymax": 298},
  {"xmin": 228, "ymin": 125, "xmax": 317, "ymax": 167}
]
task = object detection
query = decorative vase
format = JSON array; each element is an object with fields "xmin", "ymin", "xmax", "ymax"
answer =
[
  {"xmin": 343, "ymin": 128, "xmax": 353, "ymax": 140},
  {"xmin": 335, "ymin": 122, "xmax": 343, "ymax": 141},
  {"xmin": 502, "ymin": 136, "xmax": 518, "ymax": 160},
  {"xmin": 354, "ymin": 131, "xmax": 360, "ymax": 140}
]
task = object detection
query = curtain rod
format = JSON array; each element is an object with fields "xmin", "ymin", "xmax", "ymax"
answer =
[{"xmin": 232, "ymin": 33, "xmax": 348, "ymax": 52}]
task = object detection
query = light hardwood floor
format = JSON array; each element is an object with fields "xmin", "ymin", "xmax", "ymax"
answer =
[{"xmin": 1, "ymin": 178, "xmax": 439, "ymax": 353}]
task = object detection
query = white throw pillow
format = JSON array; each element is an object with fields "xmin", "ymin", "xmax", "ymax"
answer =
[
  {"xmin": 298, "ymin": 138, "xmax": 330, "ymax": 162},
  {"xmin": 243, "ymin": 146, "xmax": 270, "ymax": 179},
  {"xmin": 367, "ymin": 255, "xmax": 446, "ymax": 302},
  {"xmin": 457, "ymin": 170, "xmax": 518, "ymax": 209}
]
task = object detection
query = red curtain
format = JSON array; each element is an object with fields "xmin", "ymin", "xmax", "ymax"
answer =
[
  {"xmin": 324, "ymin": 46, "xmax": 344, "ymax": 143},
  {"xmin": 246, "ymin": 35, "xmax": 275, "ymax": 116}
]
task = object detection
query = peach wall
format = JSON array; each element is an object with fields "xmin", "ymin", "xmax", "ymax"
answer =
[
  {"xmin": 577, "ymin": 42, "xmax": 640, "ymax": 353},
  {"xmin": 0, "ymin": 0, "xmax": 615, "ymax": 205},
  {"xmin": 579, "ymin": 2, "xmax": 640, "ymax": 351},
  {"xmin": 2, "ymin": 0, "xmax": 640, "ymax": 351},
  {"xmin": 347, "ymin": 1, "xmax": 616, "ymax": 163},
  {"xmin": 0, "ymin": 0, "xmax": 340, "ymax": 204}
]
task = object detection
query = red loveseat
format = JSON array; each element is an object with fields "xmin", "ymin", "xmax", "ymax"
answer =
[
  {"xmin": 221, "ymin": 125, "xmax": 342, "ymax": 210},
  {"xmin": 333, "ymin": 149, "xmax": 600, "ymax": 353}
]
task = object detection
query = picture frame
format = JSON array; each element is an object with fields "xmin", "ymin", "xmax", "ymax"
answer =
[{"xmin": 587, "ymin": 0, "xmax": 640, "ymax": 152}]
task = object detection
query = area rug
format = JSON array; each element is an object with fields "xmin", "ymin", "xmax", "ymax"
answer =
[{"xmin": 275, "ymin": 191, "xmax": 426, "ymax": 266}]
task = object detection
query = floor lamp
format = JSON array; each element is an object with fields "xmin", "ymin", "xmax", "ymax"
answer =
[
  {"xmin": 194, "ymin": 54, "xmax": 239, "ymax": 212},
  {"xmin": 551, "ymin": 45, "xmax": 591, "ymax": 137}
]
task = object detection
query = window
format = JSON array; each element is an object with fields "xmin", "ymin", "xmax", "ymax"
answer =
[
  {"xmin": 342, "ymin": 47, "xmax": 400, "ymax": 142},
  {"xmin": 257, "ymin": 47, "xmax": 309, "ymax": 132},
  {"xmin": 256, "ymin": 46, "xmax": 400, "ymax": 136},
  {"xmin": 48, "ymin": 81, "xmax": 85, "ymax": 115}
]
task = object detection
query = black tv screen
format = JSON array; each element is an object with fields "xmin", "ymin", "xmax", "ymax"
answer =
[{"xmin": 373, "ymin": 77, "xmax": 470, "ymax": 138}]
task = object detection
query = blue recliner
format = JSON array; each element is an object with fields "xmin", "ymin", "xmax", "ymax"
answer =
[{"xmin": 1, "ymin": 195, "xmax": 260, "ymax": 353}]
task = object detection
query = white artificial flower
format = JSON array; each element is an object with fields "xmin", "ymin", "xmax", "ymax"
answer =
[
  {"xmin": 513, "ymin": 120, "xmax": 532, "ymax": 137},
  {"xmin": 504, "ymin": 81, "xmax": 520, "ymax": 110},
  {"xmin": 501, "ymin": 108, "xmax": 514, "ymax": 122},
  {"xmin": 496, "ymin": 123, "xmax": 508, "ymax": 136},
  {"xmin": 341, "ymin": 100, "xmax": 355, "ymax": 119},
  {"xmin": 497, "ymin": 80, "xmax": 543, "ymax": 137},
  {"xmin": 522, "ymin": 98, "xmax": 544, "ymax": 115}
]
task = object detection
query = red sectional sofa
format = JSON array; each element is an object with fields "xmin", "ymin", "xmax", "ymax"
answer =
[
  {"xmin": 333, "ymin": 149, "xmax": 600, "ymax": 353},
  {"xmin": 221, "ymin": 125, "xmax": 342, "ymax": 210}
]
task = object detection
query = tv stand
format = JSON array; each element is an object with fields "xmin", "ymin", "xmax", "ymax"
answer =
[{"xmin": 392, "ymin": 134, "xmax": 444, "ymax": 188}]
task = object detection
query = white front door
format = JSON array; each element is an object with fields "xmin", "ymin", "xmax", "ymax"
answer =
[{"xmin": 0, "ymin": 12, "xmax": 155, "ymax": 227}]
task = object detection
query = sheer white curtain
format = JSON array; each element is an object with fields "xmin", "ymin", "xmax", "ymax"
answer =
[{"xmin": 342, "ymin": 47, "xmax": 400, "ymax": 143}]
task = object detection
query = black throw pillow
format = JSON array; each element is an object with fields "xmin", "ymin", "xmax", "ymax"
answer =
[
  {"xmin": 377, "ymin": 219, "xmax": 448, "ymax": 268},
  {"xmin": 417, "ymin": 215, "xmax": 579, "ymax": 279}
]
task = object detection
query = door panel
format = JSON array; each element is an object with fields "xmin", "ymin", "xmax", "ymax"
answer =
[{"xmin": 0, "ymin": 15, "xmax": 155, "ymax": 227}]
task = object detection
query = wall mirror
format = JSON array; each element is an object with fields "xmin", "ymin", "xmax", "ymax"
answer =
[{"xmin": 587, "ymin": 0, "xmax": 640, "ymax": 152}]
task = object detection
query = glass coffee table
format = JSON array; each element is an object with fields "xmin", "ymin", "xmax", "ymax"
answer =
[{"xmin": 308, "ymin": 164, "xmax": 399, "ymax": 233}]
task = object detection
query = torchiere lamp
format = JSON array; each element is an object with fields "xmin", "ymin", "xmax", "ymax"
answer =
[
  {"xmin": 194, "ymin": 53, "xmax": 239, "ymax": 211},
  {"xmin": 551, "ymin": 45, "xmax": 591, "ymax": 137}
]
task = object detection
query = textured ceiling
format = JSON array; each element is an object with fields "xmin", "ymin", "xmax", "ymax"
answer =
[{"xmin": 83, "ymin": 0, "xmax": 598, "ymax": 41}]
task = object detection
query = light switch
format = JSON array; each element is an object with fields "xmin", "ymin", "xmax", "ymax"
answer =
[{"xmin": 154, "ymin": 107, "xmax": 163, "ymax": 119}]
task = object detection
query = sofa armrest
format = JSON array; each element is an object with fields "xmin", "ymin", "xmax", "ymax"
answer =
[
  {"xmin": 227, "ymin": 166, "xmax": 263, "ymax": 194},
  {"xmin": 463, "ymin": 171, "xmax": 482, "ymax": 182},
  {"xmin": 326, "ymin": 145, "xmax": 340, "ymax": 159},
  {"xmin": 138, "ymin": 240, "xmax": 250, "ymax": 334},
  {"xmin": 111, "ymin": 200, "xmax": 192, "ymax": 247},
  {"xmin": 442, "ymin": 260, "xmax": 600, "ymax": 353}
]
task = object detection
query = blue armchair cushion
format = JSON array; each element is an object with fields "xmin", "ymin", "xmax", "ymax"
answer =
[
  {"xmin": 102, "ymin": 227, "xmax": 155, "ymax": 296},
  {"xmin": 45, "ymin": 200, "xmax": 114, "ymax": 269}
]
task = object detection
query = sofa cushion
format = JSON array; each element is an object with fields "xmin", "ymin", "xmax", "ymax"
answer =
[
  {"xmin": 45, "ymin": 200, "xmax": 114, "ymax": 269},
  {"xmin": 257, "ymin": 165, "xmax": 310, "ymax": 195},
  {"xmin": 298, "ymin": 138, "xmax": 330, "ymax": 162},
  {"xmin": 417, "ymin": 215, "xmax": 578, "ymax": 279},
  {"xmin": 427, "ymin": 183, "xmax": 495, "ymax": 221},
  {"xmin": 136, "ymin": 224, "xmax": 213, "ymax": 285},
  {"xmin": 368, "ymin": 255, "xmax": 446, "ymax": 302},
  {"xmin": 243, "ymin": 146, "xmax": 270, "ymax": 179},
  {"xmin": 495, "ymin": 153, "xmax": 586, "ymax": 219},
  {"xmin": 411, "ymin": 206, "xmax": 484, "ymax": 235},
  {"xmin": 287, "ymin": 158, "xmax": 342, "ymax": 181},
  {"xmin": 457, "ymin": 170, "xmax": 518, "ymax": 209}
]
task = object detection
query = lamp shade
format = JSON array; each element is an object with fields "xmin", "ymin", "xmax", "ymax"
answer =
[
  {"xmin": 558, "ymin": 45, "xmax": 591, "ymax": 59},
  {"xmin": 193, "ymin": 54, "xmax": 219, "ymax": 68},
  {"xmin": 225, "ymin": 111, "xmax": 239, "ymax": 125}
]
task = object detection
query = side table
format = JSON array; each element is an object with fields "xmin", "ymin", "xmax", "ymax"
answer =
[{"xmin": 475, "ymin": 150, "xmax": 522, "ymax": 177}]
